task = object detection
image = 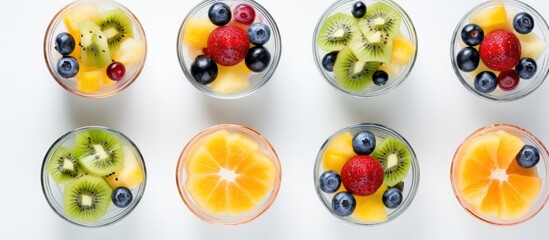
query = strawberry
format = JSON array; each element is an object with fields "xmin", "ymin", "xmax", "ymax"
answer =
[
  {"xmin": 479, "ymin": 30, "xmax": 521, "ymax": 71},
  {"xmin": 340, "ymin": 155, "xmax": 384, "ymax": 196},
  {"xmin": 207, "ymin": 25, "xmax": 250, "ymax": 66}
]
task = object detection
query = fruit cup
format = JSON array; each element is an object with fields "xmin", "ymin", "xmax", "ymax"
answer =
[
  {"xmin": 44, "ymin": 0, "xmax": 147, "ymax": 98},
  {"xmin": 176, "ymin": 124, "xmax": 281, "ymax": 225},
  {"xmin": 312, "ymin": 0, "xmax": 418, "ymax": 97},
  {"xmin": 41, "ymin": 126, "xmax": 146, "ymax": 227},
  {"xmin": 451, "ymin": 124, "xmax": 549, "ymax": 225},
  {"xmin": 177, "ymin": 0, "xmax": 281, "ymax": 99},
  {"xmin": 314, "ymin": 123, "xmax": 419, "ymax": 225},
  {"xmin": 451, "ymin": 0, "xmax": 549, "ymax": 101}
]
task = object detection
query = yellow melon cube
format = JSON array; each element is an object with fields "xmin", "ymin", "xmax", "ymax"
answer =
[
  {"xmin": 105, "ymin": 146, "xmax": 144, "ymax": 189},
  {"xmin": 112, "ymin": 38, "xmax": 145, "ymax": 68},
  {"xmin": 470, "ymin": 4, "xmax": 510, "ymax": 34},
  {"xmin": 209, "ymin": 62, "xmax": 251, "ymax": 94},
  {"xmin": 391, "ymin": 36, "xmax": 415, "ymax": 65},
  {"xmin": 63, "ymin": 3, "xmax": 100, "ymax": 34},
  {"xmin": 183, "ymin": 18, "xmax": 217, "ymax": 50},
  {"xmin": 76, "ymin": 68, "xmax": 103, "ymax": 93}
]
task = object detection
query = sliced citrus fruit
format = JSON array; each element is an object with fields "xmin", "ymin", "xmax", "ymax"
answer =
[
  {"xmin": 322, "ymin": 131, "xmax": 355, "ymax": 173},
  {"xmin": 185, "ymin": 130, "xmax": 276, "ymax": 216}
]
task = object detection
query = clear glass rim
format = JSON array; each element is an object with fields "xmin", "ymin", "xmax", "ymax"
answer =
[
  {"xmin": 176, "ymin": 0, "xmax": 282, "ymax": 99},
  {"xmin": 41, "ymin": 126, "xmax": 147, "ymax": 227},
  {"xmin": 43, "ymin": 0, "xmax": 148, "ymax": 99},
  {"xmin": 313, "ymin": 123, "xmax": 420, "ymax": 226},
  {"xmin": 175, "ymin": 124, "xmax": 282, "ymax": 225}
]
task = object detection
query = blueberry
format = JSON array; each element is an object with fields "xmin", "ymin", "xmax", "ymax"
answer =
[
  {"xmin": 322, "ymin": 51, "xmax": 338, "ymax": 72},
  {"xmin": 352, "ymin": 131, "xmax": 376, "ymax": 155},
  {"xmin": 112, "ymin": 187, "xmax": 133, "ymax": 208},
  {"xmin": 54, "ymin": 32, "xmax": 75, "ymax": 56},
  {"xmin": 245, "ymin": 46, "xmax": 271, "ymax": 72},
  {"xmin": 332, "ymin": 192, "xmax": 356, "ymax": 216},
  {"xmin": 513, "ymin": 12, "xmax": 534, "ymax": 34},
  {"xmin": 319, "ymin": 171, "xmax": 341, "ymax": 193},
  {"xmin": 248, "ymin": 23, "xmax": 271, "ymax": 46},
  {"xmin": 474, "ymin": 71, "xmax": 497, "ymax": 93},
  {"xmin": 56, "ymin": 56, "xmax": 79, "ymax": 78},
  {"xmin": 352, "ymin": 1, "xmax": 366, "ymax": 18},
  {"xmin": 515, "ymin": 57, "xmax": 537, "ymax": 79},
  {"xmin": 208, "ymin": 2, "xmax": 231, "ymax": 26},
  {"xmin": 382, "ymin": 188, "xmax": 403, "ymax": 209},
  {"xmin": 461, "ymin": 23, "xmax": 484, "ymax": 46},
  {"xmin": 191, "ymin": 55, "xmax": 218, "ymax": 85},
  {"xmin": 456, "ymin": 47, "xmax": 480, "ymax": 72},
  {"xmin": 516, "ymin": 145, "xmax": 540, "ymax": 168},
  {"xmin": 372, "ymin": 70, "xmax": 389, "ymax": 86}
]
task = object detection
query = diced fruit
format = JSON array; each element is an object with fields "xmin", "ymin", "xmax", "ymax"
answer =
[
  {"xmin": 322, "ymin": 51, "xmax": 338, "ymax": 72},
  {"xmin": 321, "ymin": 131, "xmax": 356, "ymax": 173},
  {"xmin": 513, "ymin": 12, "xmax": 534, "ymax": 34},
  {"xmin": 106, "ymin": 62, "xmax": 126, "ymax": 81},
  {"xmin": 191, "ymin": 55, "xmax": 218, "ymax": 85},
  {"xmin": 515, "ymin": 58, "xmax": 537, "ymax": 79},
  {"xmin": 372, "ymin": 70, "xmax": 389, "ymax": 86},
  {"xmin": 382, "ymin": 187, "xmax": 403, "ymax": 209},
  {"xmin": 341, "ymin": 155, "xmax": 384, "ymax": 196},
  {"xmin": 358, "ymin": 2, "xmax": 401, "ymax": 41},
  {"xmin": 233, "ymin": 4, "xmax": 255, "ymax": 25},
  {"xmin": 112, "ymin": 187, "xmax": 132, "ymax": 208},
  {"xmin": 62, "ymin": 3, "xmax": 100, "ymax": 35},
  {"xmin": 352, "ymin": 1, "xmax": 366, "ymax": 18},
  {"xmin": 112, "ymin": 38, "xmax": 145, "ymax": 68},
  {"xmin": 391, "ymin": 35, "xmax": 415, "ymax": 65},
  {"xmin": 76, "ymin": 68, "xmax": 103, "ymax": 93},
  {"xmin": 317, "ymin": 13, "xmax": 358, "ymax": 52},
  {"xmin": 479, "ymin": 30, "xmax": 521, "ymax": 71},
  {"xmin": 456, "ymin": 47, "xmax": 480, "ymax": 72},
  {"xmin": 516, "ymin": 145, "xmax": 540, "ymax": 168},
  {"xmin": 497, "ymin": 70, "xmax": 519, "ymax": 91},
  {"xmin": 474, "ymin": 71, "xmax": 497, "ymax": 93},
  {"xmin": 208, "ymin": 2, "xmax": 232, "ymax": 26},
  {"xmin": 97, "ymin": 9, "xmax": 134, "ymax": 54},
  {"xmin": 57, "ymin": 56, "xmax": 79, "ymax": 78},
  {"xmin": 461, "ymin": 23, "xmax": 484, "ymax": 47},
  {"xmin": 517, "ymin": 33, "xmax": 546, "ymax": 59},
  {"xmin": 185, "ymin": 131, "xmax": 276, "ymax": 215},
  {"xmin": 105, "ymin": 146, "xmax": 144, "ymax": 189},
  {"xmin": 64, "ymin": 175, "xmax": 112, "ymax": 223},
  {"xmin": 78, "ymin": 21, "xmax": 111, "ymax": 68},
  {"xmin": 183, "ymin": 18, "xmax": 217, "ymax": 50},
  {"xmin": 379, "ymin": 62, "xmax": 400, "ymax": 77},
  {"xmin": 55, "ymin": 32, "xmax": 75, "ymax": 56},
  {"xmin": 371, "ymin": 137, "xmax": 411, "ymax": 187},
  {"xmin": 331, "ymin": 192, "xmax": 356, "ymax": 216},
  {"xmin": 247, "ymin": 23, "xmax": 271, "ymax": 46},
  {"xmin": 333, "ymin": 47, "xmax": 380, "ymax": 90},
  {"xmin": 74, "ymin": 129, "xmax": 125, "ymax": 176},
  {"xmin": 353, "ymin": 185, "xmax": 387, "ymax": 222},
  {"xmin": 207, "ymin": 25, "xmax": 250, "ymax": 66},
  {"xmin": 352, "ymin": 131, "xmax": 376, "ymax": 155},
  {"xmin": 245, "ymin": 46, "xmax": 271, "ymax": 72},
  {"xmin": 470, "ymin": 4, "xmax": 509, "ymax": 34},
  {"xmin": 319, "ymin": 170, "xmax": 342, "ymax": 193},
  {"xmin": 209, "ymin": 62, "xmax": 250, "ymax": 94},
  {"xmin": 47, "ymin": 147, "xmax": 83, "ymax": 184}
]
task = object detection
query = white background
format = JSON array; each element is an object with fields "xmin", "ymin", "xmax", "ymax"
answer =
[{"xmin": 1, "ymin": 0, "xmax": 549, "ymax": 239}]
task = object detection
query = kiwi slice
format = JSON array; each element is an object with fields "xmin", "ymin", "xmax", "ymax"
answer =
[
  {"xmin": 350, "ymin": 29, "xmax": 393, "ymax": 63},
  {"xmin": 97, "ymin": 9, "xmax": 134, "ymax": 53},
  {"xmin": 47, "ymin": 146, "xmax": 84, "ymax": 184},
  {"xmin": 78, "ymin": 21, "xmax": 111, "ymax": 68},
  {"xmin": 317, "ymin": 13, "xmax": 359, "ymax": 52},
  {"xmin": 358, "ymin": 2, "xmax": 401, "ymax": 41},
  {"xmin": 333, "ymin": 46, "xmax": 380, "ymax": 90},
  {"xmin": 64, "ymin": 175, "xmax": 112, "ymax": 223},
  {"xmin": 74, "ymin": 129, "xmax": 124, "ymax": 176},
  {"xmin": 371, "ymin": 136, "xmax": 411, "ymax": 187}
]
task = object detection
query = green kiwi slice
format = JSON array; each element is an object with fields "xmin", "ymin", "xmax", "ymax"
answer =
[
  {"xmin": 317, "ymin": 13, "xmax": 359, "ymax": 52},
  {"xmin": 64, "ymin": 175, "xmax": 112, "ymax": 223},
  {"xmin": 333, "ymin": 46, "xmax": 380, "ymax": 90},
  {"xmin": 47, "ymin": 146, "xmax": 83, "ymax": 184},
  {"xmin": 371, "ymin": 136, "xmax": 411, "ymax": 187},
  {"xmin": 349, "ymin": 31, "xmax": 393, "ymax": 63},
  {"xmin": 78, "ymin": 21, "xmax": 111, "ymax": 68},
  {"xmin": 358, "ymin": 2, "xmax": 401, "ymax": 41},
  {"xmin": 97, "ymin": 9, "xmax": 134, "ymax": 53},
  {"xmin": 74, "ymin": 129, "xmax": 124, "ymax": 176}
]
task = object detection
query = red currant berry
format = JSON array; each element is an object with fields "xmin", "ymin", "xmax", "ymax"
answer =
[
  {"xmin": 106, "ymin": 62, "xmax": 126, "ymax": 81},
  {"xmin": 233, "ymin": 4, "xmax": 255, "ymax": 25},
  {"xmin": 498, "ymin": 70, "xmax": 520, "ymax": 91}
]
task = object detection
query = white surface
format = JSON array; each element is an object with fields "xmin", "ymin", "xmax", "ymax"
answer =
[{"xmin": 1, "ymin": 0, "xmax": 549, "ymax": 239}]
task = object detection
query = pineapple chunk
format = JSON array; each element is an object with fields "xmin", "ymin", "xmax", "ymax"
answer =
[
  {"xmin": 105, "ymin": 146, "xmax": 144, "ymax": 189},
  {"xmin": 391, "ymin": 36, "xmax": 415, "ymax": 65},
  {"xmin": 63, "ymin": 3, "xmax": 100, "ymax": 34},
  {"xmin": 353, "ymin": 185, "xmax": 388, "ymax": 222},
  {"xmin": 183, "ymin": 18, "xmax": 217, "ymax": 50},
  {"xmin": 470, "ymin": 4, "xmax": 510, "ymax": 34},
  {"xmin": 379, "ymin": 62, "xmax": 401, "ymax": 77},
  {"xmin": 112, "ymin": 38, "xmax": 145, "ymax": 68},
  {"xmin": 518, "ymin": 33, "xmax": 546, "ymax": 59},
  {"xmin": 209, "ymin": 62, "xmax": 251, "ymax": 94},
  {"xmin": 76, "ymin": 68, "xmax": 103, "ymax": 93}
]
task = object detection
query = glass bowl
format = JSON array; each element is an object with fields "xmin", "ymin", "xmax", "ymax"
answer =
[
  {"xmin": 312, "ymin": 0, "xmax": 418, "ymax": 97},
  {"xmin": 177, "ymin": 0, "xmax": 281, "ymax": 99},
  {"xmin": 451, "ymin": 124, "xmax": 549, "ymax": 225},
  {"xmin": 313, "ymin": 123, "xmax": 419, "ymax": 225},
  {"xmin": 450, "ymin": 0, "xmax": 549, "ymax": 101},
  {"xmin": 176, "ymin": 124, "xmax": 281, "ymax": 225},
  {"xmin": 41, "ymin": 126, "xmax": 147, "ymax": 227},
  {"xmin": 44, "ymin": 0, "xmax": 147, "ymax": 98}
]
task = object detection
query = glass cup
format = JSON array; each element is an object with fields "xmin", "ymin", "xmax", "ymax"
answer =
[
  {"xmin": 41, "ymin": 126, "xmax": 147, "ymax": 227},
  {"xmin": 312, "ymin": 0, "xmax": 418, "ymax": 97},
  {"xmin": 44, "ymin": 0, "xmax": 147, "ymax": 98},
  {"xmin": 451, "ymin": 124, "xmax": 549, "ymax": 225},
  {"xmin": 177, "ymin": 0, "xmax": 281, "ymax": 99},
  {"xmin": 314, "ymin": 123, "xmax": 419, "ymax": 225},
  {"xmin": 176, "ymin": 124, "xmax": 281, "ymax": 225},
  {"xmin": 450, "ymin": 0, "xmax": 549, "ymax": 101}
]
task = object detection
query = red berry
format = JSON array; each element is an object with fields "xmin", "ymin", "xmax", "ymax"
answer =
[
  {"xmin": 498, "ymin": 70, "xmax": 520, "ymax": 91},
  {"xmin": 106, "ymin": 62, "xmax": 126, "ymax": 81},
  {"xmin": 207, "ymin": 25, "xmax": 250, "ymax": 66},
  {"xmin": 233, "ymin": 4, "xmax": 256, "ymax": 25},
  {"xmin": 479, "ymin": 30, "xmax": 521, "ymax": 71},
  {"xmin": 340, "ymin": 155, "xmax": 384, "ymax": 196}
]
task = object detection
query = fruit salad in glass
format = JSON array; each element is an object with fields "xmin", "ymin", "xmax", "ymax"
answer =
[
  {"xmin": 314, "ymin": 123, "xmax": 419, "ymax": 225},
  {"xmin": 176, "ymin": 124, "xmax": 281, "ymax": 225},
  {"xmin": 41, "ymin": 126, "xmax": 146, "ymax": 227},
  {"xmin": 44, "ymin": 0, "xmax": 146, "ymax": 98},
  {"xmin": 451, "ymin": 124, "xmax": 549, "ymax": 225},
  {"xmin": 313, "ymin": 0, "xmax": 417, "ymax": 97},
  {"xmin": 177, "ymin": 0, "xmax": 281, "ymax": 99},
  {"xmin": 451, "ymin": 0, "xmax": 549, "ymax": 101}
]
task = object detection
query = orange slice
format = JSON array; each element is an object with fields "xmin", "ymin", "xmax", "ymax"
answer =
[{"xmin": 185, "ymin": 130, "xmax": 276, "ymax": 215}]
